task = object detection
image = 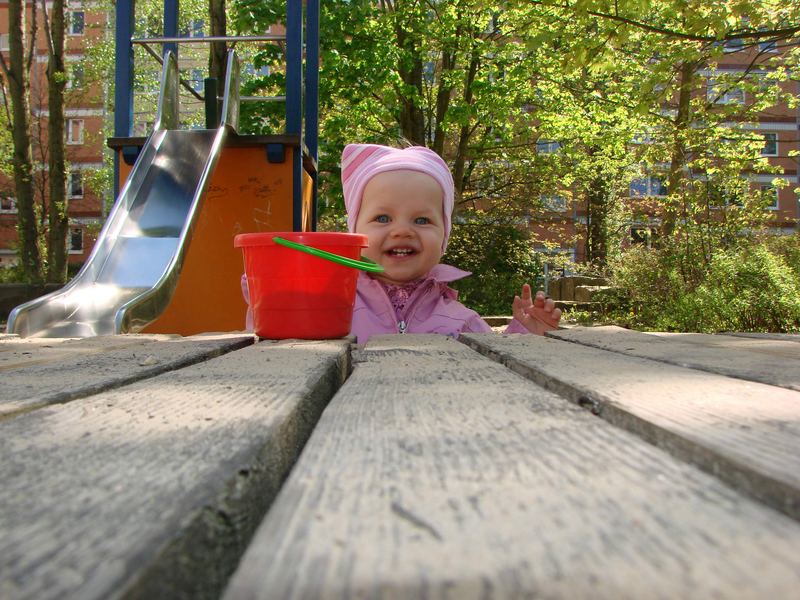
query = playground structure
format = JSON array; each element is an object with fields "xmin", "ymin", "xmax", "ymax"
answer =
[{"xmin": 7, "ymin": 0, "xmax": 319, "ymax": 337}]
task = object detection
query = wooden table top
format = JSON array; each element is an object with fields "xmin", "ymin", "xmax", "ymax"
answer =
[{"xmin": 1, "ymin": 326, "xmax": 798, "ymax": 600}]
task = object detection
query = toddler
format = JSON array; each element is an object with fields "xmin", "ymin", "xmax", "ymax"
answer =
[
  {"xmin": 342, "ymin": 143, "xmax": 560, "ymax": 343},
  {"xmin": 242, "ymin": 143, "xmax": 561, "ymax": 342}
]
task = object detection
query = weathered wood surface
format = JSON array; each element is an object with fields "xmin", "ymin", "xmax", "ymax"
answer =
[
  {"xmin": 224, "ymin": 334, "xmax": 800, "ymax": 600},
  {"xmin": 462, "ymin": 332, "xmax": 800, "ymax": 521},
  {"xmin": 549, "ymin": 325, "xmax": 800, "ymax": 391},
  {"xmin": 0, "ymin": 333, "xmax": 254, "ymax": 418},
  {"xmin": 0, "ymin": 339, "xmax": 350, "ymax": 600},
  {"xmin": 724, "ymin": 331, "xmax": 800, "ymax": 342}
]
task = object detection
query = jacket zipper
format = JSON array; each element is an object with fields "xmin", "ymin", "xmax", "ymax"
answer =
[
  {"xmin": 397, "ymin": 281, "xmax": 434, "ymax": 334},
  {"xmin": 374, "ymin": 279, "xmax": 434, "ymax": 335}
]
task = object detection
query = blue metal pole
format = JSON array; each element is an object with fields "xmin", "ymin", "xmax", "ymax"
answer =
[
  {"xmin": 163, "ymin": 0, "xmax": 179, "ymax": 59},
  {"xmin": 286, "ymin": 0, "xmax": 303, "ymax": 230},
  {"xmin": 113, "ymin": 0, "xmax": 135, "ymax": 198},
  {"xmin": 305, "ymin": 0, "xmax": 320, "ymax": 231}
]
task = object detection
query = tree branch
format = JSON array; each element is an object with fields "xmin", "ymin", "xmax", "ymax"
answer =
[
  {"xmin": 526, "ymin": 1, "xmax": 800, "ymax": 42},
  {"xmin": 26, "ymin": 0, "xmax": 38, "ymax": 73},
  {"xmin": 40, "ymin": 0, "xmax": 55, "ymax": 57}
]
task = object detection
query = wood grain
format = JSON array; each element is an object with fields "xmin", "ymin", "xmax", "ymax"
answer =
[
  {"xmin": 724, "ymin": 332, "xmax": 800, "ymax": 342},
  {"xmin": 549, "ymin": 325, "xmax": 800, "ymax": 390},
  {"xmin": 462, "ymin": 332, "xmax": 800, "ymax": 521},
  {"xmin": 0, "ymin": 334, "xmax": 254, "ymax": 418},
  {"xmin": 224, "ymin": 334, "xmax": 800, "ymax": 600},
  {"xmin": 0, "ymin": 338, "xmax": 350, "ymax": 600}
]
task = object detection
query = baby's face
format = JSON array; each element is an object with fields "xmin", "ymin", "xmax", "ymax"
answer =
[{"xmin": 355, "ymin": 170, "xmax": 445, "ymax": 285}]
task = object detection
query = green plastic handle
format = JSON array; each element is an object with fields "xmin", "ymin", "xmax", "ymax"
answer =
[{"xmin": 273, "ymin": 236, "xmax": 385, "ymax": 273}]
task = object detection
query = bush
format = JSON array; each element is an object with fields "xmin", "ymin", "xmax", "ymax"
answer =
[
  {"xmin": 0, "ymin": 265, "xmax": 25, "ymax": 284},
  {"xmin": 443, "ymin": 209, "xmax": 542, "ymax": 315},
  {"xmin": 686, "ymin": 245, "xmax": 800, "ymax": 332},
  {"xmin": 610, "ymin": 240, "xmax": 800, "ymax": 333}
]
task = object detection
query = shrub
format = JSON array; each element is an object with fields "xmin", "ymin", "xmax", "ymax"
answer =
[
  {"xmin": 610, "ymin": 240, "xmax": 800, "ymax": 333},
  {"xmin": 443, "ymin": 209, "xmax": 543, "ymax": 315},
  {"xmin": 685, "ymin": 245, "xmax": 800, "ymax": 332}
]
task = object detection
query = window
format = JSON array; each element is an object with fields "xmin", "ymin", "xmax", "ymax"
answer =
[
  {"xmin": 630, "ymin": 226, "xmax": 656, "ymax": 248},
  {"xmin": 68, "ymin": 172, "xmax": 84, "ymax": 198},
  {"xmin": 66, "ymin": 64, "xmax": 84, "ymax": 90},
  {"xmin": 707, "ymin": 79, "xmax": 744, "ymax": 104},
  {"xmin": 190, "ymin": 19, "xmax": 205, "ymax": 38},
  {"xmin": 761, "ymin": 132, "xmax": 778, "ymax": 156},
  {"xmin": 67, "ymin": 119, "xmax": 84, "ymax": 144},
  {"xmin": 629, "ymin": 175, "xmax": 667, "ymax": 197},
  {"xmin": 759, "ymin": 37, "xmax": 778, "ymax": 52},
  {"xmin": 0, "ymin": 196, "xmax": 16, "ymax": 213},
  {"xmin": 632, "ymin": 131, "xmax": 655, "ymax": 145},
  {"xmin": 190, "ymin": 68, "xmax": 204, "ymax": 93},
  {"xmin": 536, "ymin": 139, "xmax": 561, "ymax": 154},
  {"xmin": 244, "ymin": 63, "xmax": 270, "ymax": 80},
  {"xmin": 760, "ymin": 185, "xmax": 779, "ymax": 210},
  {"xmin": 68, "ymin": 227, "xmax": 83, "ymax": 253},
  {"xmin": 723, "ymin": 38, "xmax": 745, "ymax": 53},
  {"xmin": 541, "ymin": 195, "xmax": 567, "ymax": 212},
  {"xmin": 69, "ymin": 11, "xmax": 85, "ymax": 35},
  {"xmin": 0, "ymin": 34, "xmax": 9, "ymax": 51}
]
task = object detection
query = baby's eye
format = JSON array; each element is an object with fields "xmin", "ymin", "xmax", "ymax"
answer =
[
  {"xmin": 375, "ymin": 215, "xmax": 390, "ymax": 224},
  {"xmin": 414, "ymin": 217, "xmax": 430, "ymax": 225}
]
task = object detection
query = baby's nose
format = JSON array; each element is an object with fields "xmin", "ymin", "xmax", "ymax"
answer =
[{"xmin": 389, "ymin": 222, "xmax": 414, "ymax": 237}]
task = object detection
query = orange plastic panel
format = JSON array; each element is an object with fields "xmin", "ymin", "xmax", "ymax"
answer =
[{"xmin": 142, "ymin": 144, "xmax": 309, "ymax": 335}]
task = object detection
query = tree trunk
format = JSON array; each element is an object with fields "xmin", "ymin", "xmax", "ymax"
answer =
[
  {"xmin": 45, "ymin": 0, "xmax": 68, "ymax": 283},
  {"xmin": 664, "ymin": 60, "xmax": 696, "ymax": 238},
  {"xmin": 452, "ymin": 43, "xmax": 480, "ymax": 197},
  {"xmin": 394, "ymin": 9, "xmax": 425, "ymax": 145},
  {"xmin": 431, "ymin": 31, "xmax": 458, "ymax": 156},
  {"xmin": 585, "ymin": 174, "xmax": 610, "ymax": 266},
  {"xmin": 2, "ymin": 0, "xmax": 41, "ymax": 282},
  {"xmin": 208, "ymin": 0, "xmax": 227, "ymax": 83}
]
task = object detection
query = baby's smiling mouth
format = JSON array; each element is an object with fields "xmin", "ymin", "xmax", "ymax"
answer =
[{"xmin": 386, "ymin": 247, "xmax": 416, "ymax": 257}]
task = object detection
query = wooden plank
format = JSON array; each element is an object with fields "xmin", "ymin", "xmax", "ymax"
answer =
[
  {"xmin": 0, "ymin": 338, "xmax": 350, "ymax": 600},
  {"xmin": 0, "ymin": 334, "xmax": 255, "ymax": 419},
  {"xmin": 0, "ymin": 334, "xmax": 173, "ymax": 364},
  {"xmin": 462, "ymin": 333, "xmax": 800, "ymax": 521},
  {"xmin": 722, "ymin": 332, "xmax": 800, "ymax": 343},
  {"xmin": 549, "ymin": 325, "xmax": 800, "ymax": 391},
  {"xmin": 224, "ymin": 335, "xmax": 800, "ymax": 600}
]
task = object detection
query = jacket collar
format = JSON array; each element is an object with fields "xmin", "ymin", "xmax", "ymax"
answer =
[{"xmin": 359, "ymin": 263, "xmax": 471, "ymax": 286}]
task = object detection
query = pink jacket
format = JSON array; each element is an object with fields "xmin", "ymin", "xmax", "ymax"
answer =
[
  {"xmin": 242, "ymin": 265, "xmax": 529, "ymax": 342},
  {"xmin": 351, "ymin": 264, "xmax": 528, "ymax": 343}
]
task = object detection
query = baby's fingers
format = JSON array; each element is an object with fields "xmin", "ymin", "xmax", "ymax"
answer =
[
  {"xmin": 520, "ymin": 283, "xmax": 532, "ymax": 303},
  {"xmin": 533, "ymin": 290, "xmax": 547, "ymax": 309}
]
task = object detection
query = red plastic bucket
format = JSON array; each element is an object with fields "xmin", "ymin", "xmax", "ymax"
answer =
[{"xmin": 235, "ymin": 232, "xmax": 369, "ymax": 339}]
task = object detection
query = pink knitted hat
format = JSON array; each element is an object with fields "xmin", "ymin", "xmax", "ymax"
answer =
[{"xmin": 341, "ymin": 144, "xmax": 455, "ymax": 251}]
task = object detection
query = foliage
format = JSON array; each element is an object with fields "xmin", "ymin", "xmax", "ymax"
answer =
[
  {"xmin": 609, "ymin": 237, "xmax": 800, "ymax": 333},
  {"xmin": 0, "ymin": 263, "xmax": 25, "ymax": 284},
  {"xmin": 443, "ymin": 208, "xmax": 543, "ymax": 315}
]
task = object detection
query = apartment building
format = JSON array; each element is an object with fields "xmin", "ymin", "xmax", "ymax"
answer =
[{"xmin": 0, "ymin": 1, "xmax": 108, "ymax": 268}]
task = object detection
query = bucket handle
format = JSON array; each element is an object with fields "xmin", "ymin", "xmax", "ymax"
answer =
[{"xmin": 273, "ymin": 237, "xmax": 384, "ymax": 273}]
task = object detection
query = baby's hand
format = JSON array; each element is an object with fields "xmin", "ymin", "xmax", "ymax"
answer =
[{"xmin": 512, "ymin": 283, "xmax": 562, "ymax": 336}]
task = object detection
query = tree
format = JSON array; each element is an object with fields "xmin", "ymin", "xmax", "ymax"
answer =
[
  {"xmin": 41, "ymin": 0, "xmax": 69, "ymax": 282},
  {"xmin": 208, "ymin": 0, "xmax": 228, "ymax": 83},
  {"xmin": 0, "ymin": 0, "xmax": 41, "ymax": 282}
]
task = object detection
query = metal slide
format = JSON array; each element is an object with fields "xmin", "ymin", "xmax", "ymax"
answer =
[{"xmin": 7, "ymin": 51, "xmax": 241, "ymax": 337}]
